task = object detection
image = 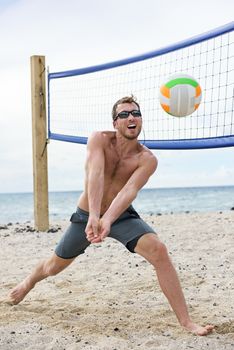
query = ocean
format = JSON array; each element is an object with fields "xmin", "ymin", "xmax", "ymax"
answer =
[{"xmin": 0, "ymin": 186, "xmax": 234, "ymax": 224}]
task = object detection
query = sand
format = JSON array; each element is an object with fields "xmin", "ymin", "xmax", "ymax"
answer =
[{"xmin": 0, "ymin": 211, "xmax": 234, "ymax": 350}]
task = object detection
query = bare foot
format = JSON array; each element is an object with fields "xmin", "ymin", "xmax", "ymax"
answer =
[
  {"xmin": 183, "ymin": 321, "xmax": 214, "ymax": 336},
  {"xmin": 4, "ymin": 279, "xmax": 34, "ymax": 305}
]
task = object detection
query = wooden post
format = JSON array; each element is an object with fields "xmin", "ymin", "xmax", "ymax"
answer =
[{"xmin": 31, "ymin": 55, "xmax": 49, "ymax": 231}]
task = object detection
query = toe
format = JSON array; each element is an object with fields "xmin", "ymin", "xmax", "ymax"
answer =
[{"xmin": 0, "ymin": 296, "xmax": 15, "ymax": 305}]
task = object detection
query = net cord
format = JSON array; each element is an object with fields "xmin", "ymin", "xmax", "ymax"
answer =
[
  {"xmin": 48, "ymin": 132, "xmax": 234, "ymax": 149},
  {"xmin": 48, "ymin": 22, "xmax": 234, "ymax": 79}
]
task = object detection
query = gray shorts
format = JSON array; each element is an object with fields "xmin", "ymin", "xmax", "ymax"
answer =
[{"xmin": 55, "ymin": 206, "xmax": 156, "ymax": 259}]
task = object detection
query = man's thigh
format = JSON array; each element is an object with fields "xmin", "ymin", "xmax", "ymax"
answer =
[
  {"xmin": 55, "ymin": 221, "xmax": 90, "ymax": 259},
  {"xmin": 109, "ymin": 210, "xmax": 157, "ymax": 253}
]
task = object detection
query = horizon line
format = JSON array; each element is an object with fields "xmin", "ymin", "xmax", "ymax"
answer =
[{"xmin": 1, "ymin": 184, "xmax": 234, "ymax": 195}]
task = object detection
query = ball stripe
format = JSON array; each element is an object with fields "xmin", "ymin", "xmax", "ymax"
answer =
[
  {"xmin": 160, "ymin": 103, "xmax": 170, "ymax": 113},
  {"xmin": 160, "ymin": 85, "xmax": 170, "ymax": 98},
  {"xmin": 196, "ymin": 85, "xmax": 201, "ymax": 97},
  {"xmin": 165, "ymin": 78, "xmax": 198, "ymax": 89}
]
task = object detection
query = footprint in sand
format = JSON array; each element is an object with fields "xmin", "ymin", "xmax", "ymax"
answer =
[{"xmin": 215, "ymin": 321, "xmax": 234, "ymax": 334}]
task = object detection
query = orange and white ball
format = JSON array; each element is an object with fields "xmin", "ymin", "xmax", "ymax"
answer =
[{"xmin": 159, "ymin": 74, "xmax": 202, "ymax": 117}]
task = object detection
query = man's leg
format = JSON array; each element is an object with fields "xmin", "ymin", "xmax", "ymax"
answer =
[
  {"xmin": 5, "ymin": 215, "xmax": 91, "ymax": 305},
  {"xmin": 6, "ymin": 254, "xmax": 75, "ymax": 305},
  {"xmin": 134, "ymin": 233, "xmax": 214, "ymax": 336}
]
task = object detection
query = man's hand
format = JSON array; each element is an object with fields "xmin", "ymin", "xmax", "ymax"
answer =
[
  {"xmin": 85, "ymin": 215, "xmax": 100, "ymax": 243},
  {"xmin": 98, "ymin": 218, "xmax": 111, "ymax": 241},
  {"xmin": 85, "ymin": 216, "xmax": 111, "ymax": 243}
]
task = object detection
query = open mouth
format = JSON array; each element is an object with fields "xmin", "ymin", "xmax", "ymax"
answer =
[{"xmin": 127, "ymin": 124, "xmax": 136, "ymax": 129}]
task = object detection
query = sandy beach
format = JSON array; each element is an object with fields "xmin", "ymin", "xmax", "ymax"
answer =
[{"xmin": 0, "ymin": 211, "xmax": 233, "ymax": 350}]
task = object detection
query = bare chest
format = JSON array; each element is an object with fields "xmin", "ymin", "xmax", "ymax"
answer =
[{"xmin": 104, "ymin": 153, "xmax": 138, "ymax": 183}]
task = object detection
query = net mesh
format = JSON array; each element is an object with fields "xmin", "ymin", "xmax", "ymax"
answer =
[{"xmin": 48, "ymin": 25, "xmax": 234, "ymax": 149}]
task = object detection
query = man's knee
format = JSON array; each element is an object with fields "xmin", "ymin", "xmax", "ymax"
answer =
[
  {"xmin": 147, "ymin": 240, "xmax": 168, "ymax": 261},
  {"xmin": 135, "ymin": 234, "xmax": 169, "ymax": 264},
  {"xmin": 153, "ymin": 241, "xmax": 168, "ymax": 261}
]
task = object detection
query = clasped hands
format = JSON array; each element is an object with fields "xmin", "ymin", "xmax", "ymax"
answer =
[{"xmin": 85, "ymin": 216, "xmax": 111, "ymax": 243}]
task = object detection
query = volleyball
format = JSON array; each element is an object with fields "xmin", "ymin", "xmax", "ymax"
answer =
[{"xmin": 159, "ymin": 74, "xmax": 202, "ymax": 117}]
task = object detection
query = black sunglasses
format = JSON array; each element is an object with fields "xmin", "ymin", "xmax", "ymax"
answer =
[{"xmin": 114, "ymin": 110, "xmax": 142, "ymax": 121}]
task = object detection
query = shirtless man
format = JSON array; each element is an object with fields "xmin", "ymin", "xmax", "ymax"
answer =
[{"xmin": 7, "ymin": 96, "xmax": 213, "ymax": 336}]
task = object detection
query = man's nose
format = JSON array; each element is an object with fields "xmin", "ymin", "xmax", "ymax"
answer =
[{"xmin": 128, "ymin": 112, "xmax": 134, "ymax": 120}]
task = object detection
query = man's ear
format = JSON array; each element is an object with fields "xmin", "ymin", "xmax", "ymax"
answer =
[{"xmin": 113, "ymin": 120, "xmax": 117, "ymax": 129}]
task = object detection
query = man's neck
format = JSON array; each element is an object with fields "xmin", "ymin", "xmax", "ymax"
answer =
[{"xmin": 115, "ymin": 132, "xmax": 140, "ymax": 156}]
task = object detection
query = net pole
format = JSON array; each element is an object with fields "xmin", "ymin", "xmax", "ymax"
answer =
[{"xmin": 31, "ymin": 55, "xmax": 49, "ymax": 231}]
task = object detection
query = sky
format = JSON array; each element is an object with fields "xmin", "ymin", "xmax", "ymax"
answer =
[{"xmin": 0, "ymin": 0, "xmax": 234, "ymax": 193}]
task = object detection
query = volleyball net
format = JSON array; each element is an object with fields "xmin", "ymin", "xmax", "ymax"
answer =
[{"xmin": 48, "ymin": 22, "xmax": 234, "ymax": 149}]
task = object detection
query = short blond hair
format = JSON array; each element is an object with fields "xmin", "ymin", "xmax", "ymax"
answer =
[{"xmin": 112, "ymin": 95, "xmax": 140, "ymax": 120}]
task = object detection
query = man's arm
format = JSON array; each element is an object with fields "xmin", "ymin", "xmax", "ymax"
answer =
[
  {"xmin": 99, "ymin": 152, "xmax": 157, "ymax": 240},
  {"xmin": 85, "ymin": 132, "xmax": 105, "ymax": 239}
]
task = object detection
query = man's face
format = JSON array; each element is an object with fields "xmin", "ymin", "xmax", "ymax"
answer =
[{"xmin": 113, "ymin": 102, "xmax": 142, "ymax": 140}]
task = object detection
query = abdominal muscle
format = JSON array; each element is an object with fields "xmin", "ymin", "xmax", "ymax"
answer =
[{"xmin": 77, "ymin": 181, "xmax": 123, "ymax": 215}]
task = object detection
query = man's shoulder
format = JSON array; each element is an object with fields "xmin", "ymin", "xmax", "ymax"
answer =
[
  {"xmin": 139, "ymin": 145, "xmax": 158, "ymax": 169},
  {"xmin": 89, "ymin": 131, "xmax": 115, "ymax": 140},
  {"xmin": 140, "ymin": 144, "xmax": 157, "ymax": 160},
  {"xmin": 88, "ymin": 131, "xmax": 116, "ymax": 146}
]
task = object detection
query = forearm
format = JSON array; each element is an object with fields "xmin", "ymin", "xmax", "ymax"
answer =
[
  {"xmin": 85, "ymin": 136, "xmax": 105, "ymax": 217},
  {"xmin": 88, "ymin": 173, "xmax": 104, "ymax": 217},
  {"xmin": 102, "ymin": 186, "xmax": 137, "ymax": 224}
]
